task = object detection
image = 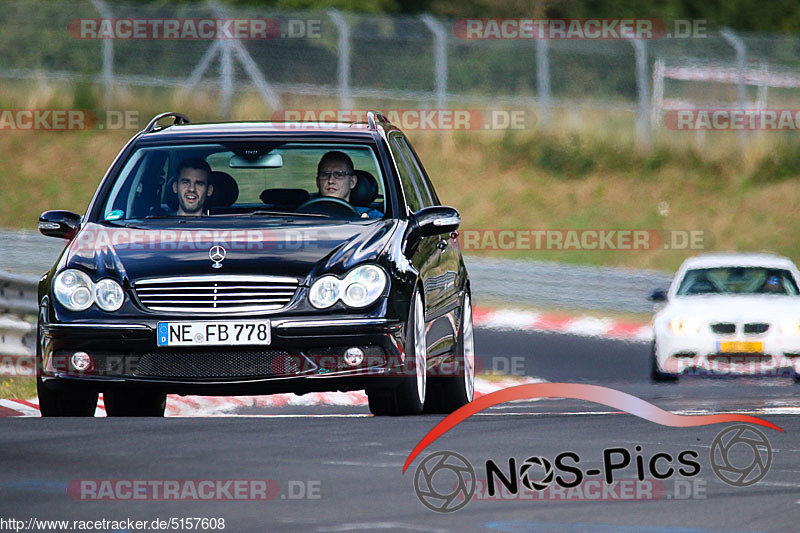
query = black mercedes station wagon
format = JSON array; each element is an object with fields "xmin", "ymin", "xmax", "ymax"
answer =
[{"xmin": 36, "ymin": 111, "xmax": 474, "ymax": 417}]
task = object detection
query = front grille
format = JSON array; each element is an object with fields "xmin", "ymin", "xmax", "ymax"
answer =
[
  {"xmin": 744, "ymin": 323, "xmax": 770, "ymax": 335},
  {"xmin": 132, "ymin": 347, "xmax": 306, "ymax": 379},
  {"xmin": 711, "ymin": 322, "xmax": 736, "ymax": 335},
  {"xmin": 134, "ymin": 275, "xmax": 298, "ymax": 313}
]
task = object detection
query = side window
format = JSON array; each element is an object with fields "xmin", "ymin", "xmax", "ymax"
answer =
[
  {"xmin": 401, "ymin": 137, "xmax": 441, "ymax": 206},
  {"xmin": 398, "ymin": 137, "xmax": 436, "ymax": 207},
  {"xmin": 389, "ymin": 136, "xmax": 423, "ymax": 213}
]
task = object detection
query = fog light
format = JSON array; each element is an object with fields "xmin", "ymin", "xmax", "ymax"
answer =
[
  {"xmin": 71, "ymin": 352, "xmax": 93, "ymax": 372},
  {"xmin": 344, "ymin": 347, "xmax": 364, "ymax": 367}
]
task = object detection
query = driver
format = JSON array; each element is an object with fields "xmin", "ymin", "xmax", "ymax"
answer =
[
  {"xmin": 316, "ymin": 151, "xmax": 382, "ymax": 218},
  {"xmin": 760, "ymin": 273, "xmax": 785, "ymax": 294},
  {"xmin": 173, "ymin": 158, "xmax": 214, "ymax": 216}
]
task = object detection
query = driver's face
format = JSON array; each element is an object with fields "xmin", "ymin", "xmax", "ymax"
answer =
[
  {"xmin": 317, "ymin": 161, "xmax": 356, "ymax": 201},
  {"xmin": 173, "ymin": 168, "xmax": 213, "ymax": 216}
]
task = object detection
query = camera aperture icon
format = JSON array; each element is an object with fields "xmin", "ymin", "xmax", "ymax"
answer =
[
  {"xmin": 413, "ymin": 451, "xmax": 476, "ymax": 513},
  {"xmin": 519, "ymin": 456, "xmax": 555, "ymax": 491},
  {"xmin": 710, "ymin": 424, "xmax": 772, "ymax": 487}
]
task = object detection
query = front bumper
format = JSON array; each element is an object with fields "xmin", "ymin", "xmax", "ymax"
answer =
[
  {"xmin": 654, "ymin": 329, "xmax": 800, "ymax": 376},
  {"xmin": 39, "ymin": 316, "xmax": 406, "ymax": 395}
]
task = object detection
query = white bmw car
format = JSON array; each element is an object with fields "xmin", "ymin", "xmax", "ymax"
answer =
[{"xmin": 651, "ymin": 253, "xmax": 800, "ymax": 382}]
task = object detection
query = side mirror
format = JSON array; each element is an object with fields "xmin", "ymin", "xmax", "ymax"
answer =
[
  {"xmin": 411, "ymin": 206, "xmax": 460, "ymax": 238},
  {"xmin": 649, "ymin": 288, "xmax": 668, "ymax": 302},
  {"xmin": 38, "ymin": 210, "xmax": 81, "ymax": 239}
]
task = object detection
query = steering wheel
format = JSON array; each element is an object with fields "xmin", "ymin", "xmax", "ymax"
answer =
[{"xmin": 296, "ymin": 196, "xmax": 361, "ymax": 217}]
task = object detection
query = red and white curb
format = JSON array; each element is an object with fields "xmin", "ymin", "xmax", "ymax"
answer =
[
  {"xmin": 0, "ymin": 376, "xmax": 544, "ymax": 417},
  {"xmin": 473, "ymin": 306, "xmax": 652, "ymax": 342},
  {"xmin": 0, "ymin": 307, "xmax": 650, "ymax": 380}
]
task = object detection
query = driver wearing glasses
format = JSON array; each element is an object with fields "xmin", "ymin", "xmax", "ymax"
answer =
[{"xmin": 316, "ymin": 151, "xmax": 382, "ymax": 218}]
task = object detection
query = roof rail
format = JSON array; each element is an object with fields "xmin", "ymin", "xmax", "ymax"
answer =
[
  {"xmin": 366, "ymin": 111, "xmax": 389, "ymax": 131},
  {"xmin": 142, "ymin": 112, "xmax": 191, "ymax": 134}
]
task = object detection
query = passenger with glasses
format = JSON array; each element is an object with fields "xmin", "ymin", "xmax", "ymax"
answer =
[{"xmin": 315, "ymin": 151, "xmax": 382, "ymax": 218}]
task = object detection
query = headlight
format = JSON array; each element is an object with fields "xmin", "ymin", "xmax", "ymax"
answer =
[
  {"xmin": 669, "ymin": 317, "xmax": 701, "ymax": 335},
  {"xmin": 53, "ymin": 269, "xmax": 94, "ymax": 311},
  {"xmin": 309, "ymin": 276, "xmax": 340, "ymax": 309},
  {"xmin": 341, "ymin": 265, "xmax": 387, "ymax": 308},
  {"xmin": 780, "ymin": 319, "xmax": 800, "ymax": 335},
  {"xmin": 95, "ymin": 279, "xmax": 124, "ymax": 312},
  {"xmin": 308, "ymin": 265, "xmax": 388, "ymax": 309}
]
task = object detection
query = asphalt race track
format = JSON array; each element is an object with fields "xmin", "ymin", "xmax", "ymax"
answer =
[{"xmin": 2, "ymin": 328, "xmax": 799, "ymax": 532}]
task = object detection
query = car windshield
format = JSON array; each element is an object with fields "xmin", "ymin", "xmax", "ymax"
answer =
[
  {"xmin": 676, "ymin": 267, "xmax": 800, "ymax": 296},
  {"xmin": 100, "ymin": 142, "xmax": 387, "ymax": 222}
]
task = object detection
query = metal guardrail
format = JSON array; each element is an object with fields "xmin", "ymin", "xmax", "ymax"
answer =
[
  {"xmin": 465, "ymin": 257, "xmax": 671, "ymax": 314},
  {"xmin": 0, "ymin": 229, "xmax": 670, "ymax": 375},
  {"xmin": 0, "ymin": 270, "xmax": 39, "ymax": 316},
  {"xmin": 0, "ymin": 229, "xmax": 671, "ymax": 314},
  {"xmin": 0, "ymin": 270, "xmax": 37, "ymax": 374}
]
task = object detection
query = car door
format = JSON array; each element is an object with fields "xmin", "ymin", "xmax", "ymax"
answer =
[
  {"xmin": 399, "ymin": 136, "xmax": 462, "ymax": 312},
  {"xmin": 390, "ymin": 134, "xmax": 458, "ymax": 356}
]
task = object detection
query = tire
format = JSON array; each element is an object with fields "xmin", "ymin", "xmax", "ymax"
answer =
[
  {"xmin": 37, "ymin": 377, "xmax": 99, "ymax": 417},
  {"xmin": 424, "ymin": 292, "xmax": 475, "ymax": 414},
  {"xmin": 104, "ymin": 390, "xmax": 167, "ymax": 417},
  {"xmin": 36, "ymin": 314, "xmax": 97, "ymax": 417},
  {"xmin": 650, "ymin": 342, "xmax": 678, "ymax": 383},
  {"xmin": 368, "ymin": 289, "xmax": 427, "ymax": 416}
]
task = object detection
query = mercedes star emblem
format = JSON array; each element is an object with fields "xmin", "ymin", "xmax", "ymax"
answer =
[{"xmin": 209, "ymin": 245, "xmax": 226, "ymax": 269}]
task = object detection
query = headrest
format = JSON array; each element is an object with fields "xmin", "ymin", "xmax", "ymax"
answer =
[
  {"xmin": 165, "ymin": 177, "xmax": 178, "ymax": 211},
  {"xmin": 350, "ymin": 170, "xmax": 379, "ymax": 207},
  {"xmin": 260, "ymin": 188, "xmax": 310, "ymax": 206},
  {"xmin": 209, "ymin": 171, "xmax": 239, "ymax": 207}
]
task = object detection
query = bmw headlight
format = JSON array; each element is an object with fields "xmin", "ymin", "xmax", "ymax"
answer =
[
  {"xmin": 95, "ymin": 279, "xmax": 124, "ymax": 312},
  {"xmin": 53, "ymin": 269, "xmax": 94, "ymax": 311},
  {"xmin": 780, "ymin": 319, "xmax": 800, "ymax": 335},
  {"xmin": 309, "ymin": 265, "xmax": 388, "ymax": 309},
  {"xmin": 669, "ymin": 317, "xmax": 701, "ymax": 335}
]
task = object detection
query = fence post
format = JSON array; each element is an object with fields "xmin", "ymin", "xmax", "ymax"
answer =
[
  {"xmin": 536, "ymin": 39, "xmax": 550, "ymax": 128},
  {"xmin": 328, "ymin": 9, "xmax": 352, "ymax": 109},
  {"xmin": 720, "ymin": 27, "xmax": 747, "ymax": 147},
  {"xmin": 629, "ymin": 37, "xmax": 650, "ymax": 147},
  {"xmin": 219, "ymin": 40, "xmax": 234, "ymax": 119},
  {"xmin": 420, "ymin": 14, "xmax": 447, "ymax": 110},
  {"xmin": 91, "ymin": 0, "xmax": 113, "ymax": 110},
  {"xmin": 185, "ymin": 3, "xmax": 281, "ymax": 115},
  {"xmin": 650, "ymin": 58, "xmax": 664, "ymax": 128}
]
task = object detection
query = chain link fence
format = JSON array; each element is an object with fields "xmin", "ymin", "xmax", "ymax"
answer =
[{"xmin": 3, "ymin": 1, "xmax": 800, "ymax": 142}]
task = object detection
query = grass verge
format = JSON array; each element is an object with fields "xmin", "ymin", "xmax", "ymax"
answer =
[
  {"xmin": 0, "ymin": 377, "xmax": 36, "ymax": 401},
  {"xmin": 3, "ymin": 81, "xmax": 800, "ymax": 272}
]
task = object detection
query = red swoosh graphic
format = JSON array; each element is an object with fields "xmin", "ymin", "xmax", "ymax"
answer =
[{"xmin": 402, "ymin": 383, "xmax": 784, "ymax": 473}]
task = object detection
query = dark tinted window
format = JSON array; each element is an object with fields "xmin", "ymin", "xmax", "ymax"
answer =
[
  {"xmin": 399, "ymin": 137, "xmax": 439, "ymax": 207},
  {"xmin": 389, "ymin": 136, "xmax": 423, "ymax": 213}
]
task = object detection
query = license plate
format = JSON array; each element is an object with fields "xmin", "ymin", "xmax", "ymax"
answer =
[
  {"xmin": 157, "ymin": 321, "xmax": 270, "ymax": 347},
  {"xmin": 718, "ymin": 341, "xmax": 763, "ymax": 353}
]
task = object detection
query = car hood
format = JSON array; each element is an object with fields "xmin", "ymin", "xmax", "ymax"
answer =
[
  {"xmin": 61, "ymin": 220, "xmax": 400, "ymax": 284},
  {"xmin": 660, "ymin": 295, "xmax": 800, "ymax": 322}
]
